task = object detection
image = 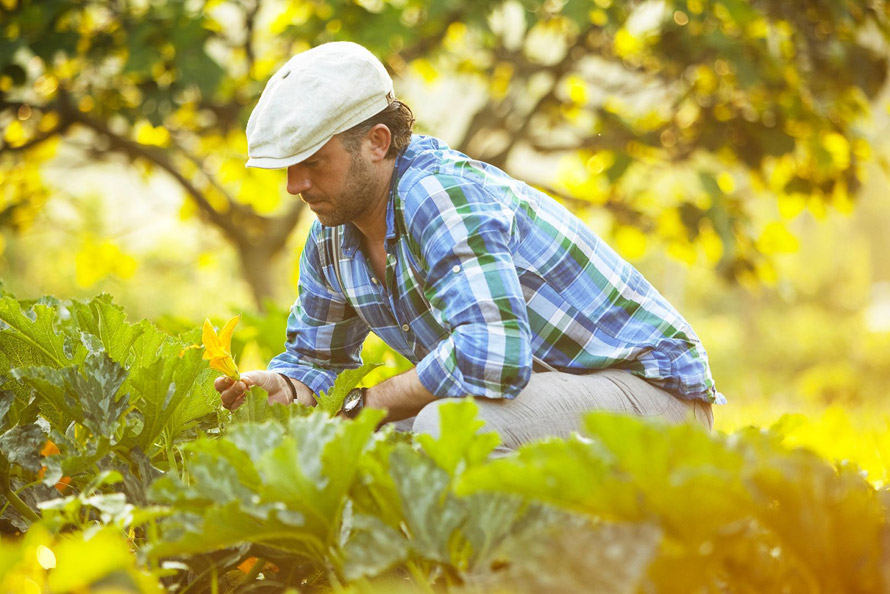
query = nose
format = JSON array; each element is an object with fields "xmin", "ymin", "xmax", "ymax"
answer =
[{"xmin": 286, "ymin": 165, "xmax": 310, "ymax": 195}]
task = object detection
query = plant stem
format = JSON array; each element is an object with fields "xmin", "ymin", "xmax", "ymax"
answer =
[
  {"xmin": 241, "ymin": 557, "xmax": 266, "ymax": 584},
  {"xmin": 327, "ymin": 568, "xmax": 345, "ymax": 593},
  {"xmin": 1, "ymin": 482, "xmax": 40, "ymax": 523},
  {"xmin": 406, "ymin": 561, "xmax": 436, "ymax": 594},
  {"xmin": 210, "ymin": 564, "xmax": 218, "ymax": 594},
  {"xmin": 165, "ymin": 430, "xmax": 179, "ymax": 477}
]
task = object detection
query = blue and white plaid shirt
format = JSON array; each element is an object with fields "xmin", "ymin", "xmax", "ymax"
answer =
[{"xmin": 269, "ymin": 135, "xmax": 725, "ymax": 404}]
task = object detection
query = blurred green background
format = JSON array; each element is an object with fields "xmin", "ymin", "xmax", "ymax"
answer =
[{"xmin": 2, "ymin": 0, "xmax": 889, "ymax": 481}]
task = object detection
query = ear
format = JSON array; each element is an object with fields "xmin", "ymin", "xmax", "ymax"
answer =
[{"xmin": 365, "ymin": 124, "xmax": 392, "ymax": 162}]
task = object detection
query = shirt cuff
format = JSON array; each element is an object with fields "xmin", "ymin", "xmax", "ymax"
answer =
[
  {"xmin": 415, "ymin": 344, "xmax": 463, "ymax": 398},
  {"xmin": 415, "ymin": 338, "xmax": 526, "ymax": 399},
  {"xmin": 266, "ymin": 359, "xmax": 336, "ymax": 398}
]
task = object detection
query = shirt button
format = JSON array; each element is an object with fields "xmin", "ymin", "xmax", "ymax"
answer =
[
  {"xmin": 452, "ymin": 265, "xmax": 460, "ymax": 273},
  {"xmin": 401, "ymin": 323, "xmax": 410, "ymax": 332},
  {"xmin": 371, "ymin": 277, "xmax": 379, "ymax": 285}
]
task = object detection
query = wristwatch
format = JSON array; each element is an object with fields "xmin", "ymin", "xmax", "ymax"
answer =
[{"xmin": 342, "ymin": 387, "xmax": 366, "ymax": 419}]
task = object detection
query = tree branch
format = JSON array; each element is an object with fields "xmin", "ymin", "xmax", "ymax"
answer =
[
  {"xmin": 532, "ymin": 181, "xmax": 651, "ymax": 228},
  {"xmin": 243, "ymin": 0, "xmax": 260, "ymax": 73},
  {"xmin": 0, "ymin": 122, "xmax": 73, "ymax": 154},
  {"xmin": 55, "ymin": 92, "xmax": 246, "ymax": 242},
  {"xmin": 392, "ymin": 10, "xmax": 465, "ymax": 68}
]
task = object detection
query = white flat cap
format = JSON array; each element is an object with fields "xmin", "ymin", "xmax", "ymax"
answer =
[{"xmin": 245, "ymin": 42, "xmax": 394, "ymax": 169}]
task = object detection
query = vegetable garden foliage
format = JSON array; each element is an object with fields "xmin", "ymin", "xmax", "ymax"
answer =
[{"xmin": 1, "ymin": 291, "xmax": 889, "ymax": 593}]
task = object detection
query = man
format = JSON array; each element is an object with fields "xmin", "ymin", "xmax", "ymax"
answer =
[{"xmin": 216, "ymin": 41, "xmax": 724, "ymax": 450}]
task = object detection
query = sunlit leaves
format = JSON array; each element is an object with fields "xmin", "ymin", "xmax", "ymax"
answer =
[
  {"xmin": 1, "ymin": 0, "xmax": 887, "ymax": 300},
  {"xmin": 756, "ymin": 221, "xmax": 799, "ymax": 255},
  {"xmin": 0, "ymin": 293, "xmax": 78, "ymax": 372},
  {"xmin": 458, "ymin": 410, "xmax": 890, "ymax": 593},
  {"xmin": 0, "ymin": 152, "xmax": 52, "ymax": 236},
  {"xmin": 415, "ymin": 399, "xmax": 500, "ymax": 476},
  {"xmin": 134, "ymin": 122, "xmax": 171, "ymax": 148},
  {"xmin": 0, "ymin": 524, "xmax": 162, "ymax": 594},
  {"xmin": 74, "ymin": 233, "xmax": 138, "ymax": 289}
]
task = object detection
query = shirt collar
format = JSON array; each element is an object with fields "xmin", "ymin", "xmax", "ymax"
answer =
[{"xmin": 339, "ymin": 138, "xmax": 416, "ymax": 256}]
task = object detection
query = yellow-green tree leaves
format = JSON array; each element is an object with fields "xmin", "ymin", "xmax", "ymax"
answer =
[{"xmin": 2, "ymin": 0, "xmax": 888, "ymax": 300}]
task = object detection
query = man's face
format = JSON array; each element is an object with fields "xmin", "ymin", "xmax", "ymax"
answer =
[{"xmin": 286, "ymin": 136, "xmax": 375, "ymax": 227}]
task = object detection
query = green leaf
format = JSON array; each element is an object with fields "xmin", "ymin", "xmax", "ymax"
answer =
[
  {"xmin": 176, "ymin": 445, "xmax": 258, "ymax": 505},
  {"xmin": 74, "ymin": 354, "xmax": 130, "ymax": 440},
  {"xmin": 582, "ymin": 412, "xmax": 752, "ymax": 540},
  {"xmin": 225, "ymin": 421, "xmax": 286, "ymax": 468},
  {"xmin": 0, "ymin": 294, "xmax": 78, "ymax": 370},
  {"xmin": 66, "ymin": 295, "xmax": 145, "ymax": 365},
  {"xmin": 456, "ymin": 493, "xmax": 526, "ymax": 570},
  {"xmin": 341, "ymin": 512, "xmax": 410, "ymax": 582},
  {"xmin": 110, "ymin": 445, "xmax": 161, "ymax": 508},
  {"xmin": 11, "ymin": 365, "xmax": 79, "ymax": 431},
  {"xmin": 740, "ymin": 432, "xmax": 888, "ymax": 591},
  {"xmin": 0, "ymin": 423, "xmax": 45, "ymax": 472},
  {"xmin": 348, "ymin": 436, "xmax": 406, "ymax": 530},
  {"xmin": 124, "ymin": 328, "xmax": 216, "ymax": 450},
  {"xmin": 148, "ymin": 500, "xmax": 312, "ymax": 559},
  {"xmin": 253, "ymin": 410, "xmax": 384, "ymax": 551},
  {"xmin": 457, "ymin": 437, "xmax": 640, "ymax": 519},
  {"xmin": 388, "ymin": 445, "xmax": 466, "ymax": 564},
  {"xmin": 415, "ymin": 399, "xmax": 500, "ymax": 476},
  {"xmin": 151, "ymin": 412, "xmax": 383, "ymax": 566},
  {"xmin": 315, "ymin": 363, "xmax": 380, "ymax": 416},
  {"xmin": 230, "ymin": 386, "xmax": 303, "ymax": 426},
  {"xmin": 151, "ymin": 431, "xmax": 267, "ymax": 510},
  {"xmin": 14, "ymin": 352, "xmax": 130, "ymax": 441},
  {"xmin": 0, "ymin": 390, "xmax": 13, "ymax": 431},
  {"xmin": 464, "ymin": 513, "xmax": 662, "ymax": 594}
]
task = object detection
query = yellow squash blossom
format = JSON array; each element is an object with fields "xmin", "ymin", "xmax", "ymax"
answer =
[{"xmin": 201, "ymin": 315, "xmax": 241, "ymax": 381}]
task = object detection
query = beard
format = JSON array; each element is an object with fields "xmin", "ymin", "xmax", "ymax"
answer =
[{"xmin": 310, "ymin": 150, "xmax": 378, "ymax": 227}]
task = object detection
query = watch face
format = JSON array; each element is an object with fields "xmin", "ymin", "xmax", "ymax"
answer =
[{"xmin": 343, "ymin": 388, "xmax": 363, "ymax": 414}]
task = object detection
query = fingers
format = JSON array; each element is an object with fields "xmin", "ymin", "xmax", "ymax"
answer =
[
  {"xmin": 215, "ymin": 371, "xmax": 279, "ymax": 411},
  {"xmin": 224, "ymin": 392, "xmax": 246, "ymax": 411},
  {"xmin": 214, "ymin": 376, "xmax": 234, "ymax": 392},
  {"xmin": 217, "ymin": 378, "xmax": 249, "ymax": 411},
  {"xmin": 214, "ymin": 370, "xmax": 299, "ymax": 411}
]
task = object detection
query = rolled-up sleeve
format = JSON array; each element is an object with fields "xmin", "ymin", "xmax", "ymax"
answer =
[
  {"xmin": 405, "ymin": 177, "xmax": 533, "ymax": 399},
  {"xmin": 267, "ymin": 224, "xmax": 369, "ymax": 396}
]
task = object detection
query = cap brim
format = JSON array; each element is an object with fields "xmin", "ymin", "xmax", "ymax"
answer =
[{"xmin": 245, "ymin": 134, "xmax": 333, "ymax": 169}]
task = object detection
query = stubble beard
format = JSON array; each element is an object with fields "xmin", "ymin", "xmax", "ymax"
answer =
[{"xmin": 314, "ymin": 151, "xmax": 378, "ymax": 227}]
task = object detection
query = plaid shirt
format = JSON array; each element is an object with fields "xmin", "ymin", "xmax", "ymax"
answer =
[{"xmin": 269, "ymin": 135, "xmax": 725, "ymax": 404}]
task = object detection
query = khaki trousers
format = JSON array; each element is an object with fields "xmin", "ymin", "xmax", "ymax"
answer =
[{"xmin": 400, "ymin": 370, "xmax": 713, "ymax": 456}]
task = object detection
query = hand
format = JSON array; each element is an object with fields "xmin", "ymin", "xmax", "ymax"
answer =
[{"xmin": 215, "ymin": 370, "xmax": 302, "ymax": 411}]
